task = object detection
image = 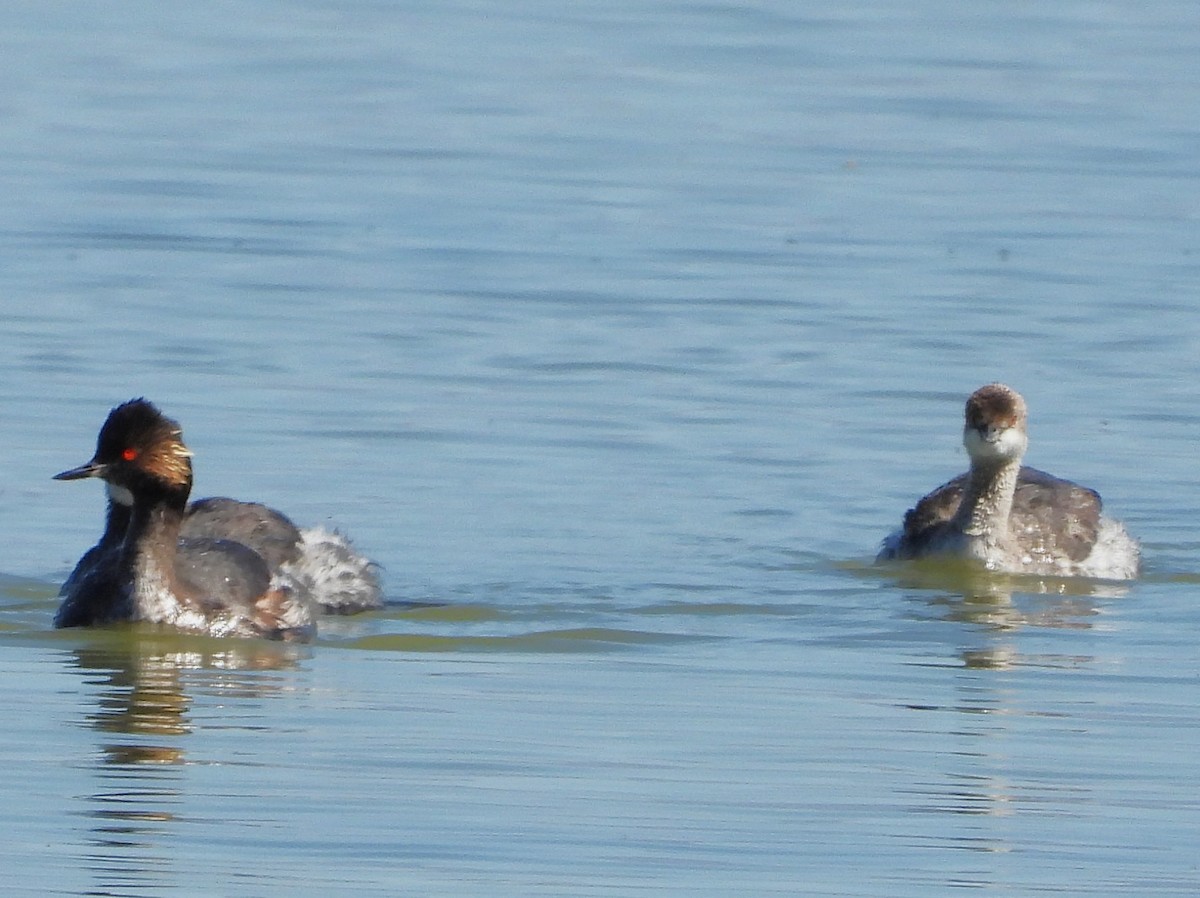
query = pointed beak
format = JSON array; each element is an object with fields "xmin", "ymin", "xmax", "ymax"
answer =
[{"xmin": 53, "ymin": 460, "xmax": 106, "ymax": 481}]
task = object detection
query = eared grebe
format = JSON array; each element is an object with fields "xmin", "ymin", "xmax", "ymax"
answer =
[
  {"xmin": 59, "ymin": 491, "xmax": 383, "ymax": 625},
  {"xmin": 55, "ymin": 493, "xmax": 303, "ymax": 628},
  {"xmin": 54, "ymin": 399, "xmax": 316, "ymax": 639},
  {"xmin": 55, "ymin": 399, "xmax": 383, "ymax": 636},
  {"xmin": 877, "ymin": 383, "xmax": 1140, "ymax": 579}
]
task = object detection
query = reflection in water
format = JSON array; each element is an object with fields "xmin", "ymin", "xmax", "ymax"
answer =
[
  {"xmin": 865, "ymin": 555, "xmax": 1130, "ymax": 669},
  {"xmin": 884, "ymin": 559, "xmax": 1128, "ymax": 632},
  {"xmin": 67, "ymin": 635, "xmax": 306, "ymax": 896},
  {"xmin": 888, "ymin": 563, "xmax": 1127, "ymax": 886},
  {"xmin": 898, "ymin": 665, "xmax": 1024, "ymax": 884}
]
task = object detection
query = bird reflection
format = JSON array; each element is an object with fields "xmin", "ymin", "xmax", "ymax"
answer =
[
  {"xmin": 66, "ymin": 633, "xmax": 305, "ymax": 894},
  {"xmin": 883, "ymin": 561, "xmax": 1130, "ymax": 880},
  {"xmin": 896, "ymin": 661, "xmax": 1026, "ymax": 877},
  {"xmin": 884, "ymin": 558, "xmax": 1128, "ymax": 637}
]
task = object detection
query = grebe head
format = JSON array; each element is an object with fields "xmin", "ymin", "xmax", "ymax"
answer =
[
  {"xmin": 961, "ymin": 383, "xmax": 1028, "ymax": 465},
  {"xmin": 55, "ymin": 398, "xmax": 194, "ymax": 504}
]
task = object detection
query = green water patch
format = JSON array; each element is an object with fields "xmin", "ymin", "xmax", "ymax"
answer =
[{"xmin": 337, "ymin": 626, "xmax": 707, "ymax": 654}]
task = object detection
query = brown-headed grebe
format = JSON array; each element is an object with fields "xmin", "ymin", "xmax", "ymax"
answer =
[{"xmin": 877, "ymin": 383, "xmax": 1140, "ymax": 580}]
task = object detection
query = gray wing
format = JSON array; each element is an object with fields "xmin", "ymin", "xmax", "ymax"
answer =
[
  {"xmin": 174, "ymin": 536, "xmax": 316, "ymax": 639},
  {"xmin": 184, "ymin": 497, "xmax": 303, "ymax": 570},
  {"xmin": 175, "ymin": 537, "xmax": 273, "ymax": 611},
  {"xmin": 897, "ymin": 466, "xmax": 1102, "ymax": 563},
  {"xmin": 1007, "ymin": 467, "xmax": 1102, "ymax": 564}
]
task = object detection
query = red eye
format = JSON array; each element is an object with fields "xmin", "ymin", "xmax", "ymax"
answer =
[{"xmin": 122, "ymin": 447, "xmax": 139, "ymax": 461}]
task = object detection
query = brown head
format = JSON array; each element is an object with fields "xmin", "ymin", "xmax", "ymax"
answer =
[{"xmin": 962, "ymin": 383, "xmax": 1028, "ymax": 464}]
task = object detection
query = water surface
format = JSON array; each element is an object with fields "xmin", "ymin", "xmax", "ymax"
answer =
[{"xmin": 3, "ymin": 1, "xmax": 1200, "ymax": 895}]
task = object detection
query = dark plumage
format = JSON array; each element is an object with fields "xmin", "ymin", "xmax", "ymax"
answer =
[
  {"xmin": 56, "ymin": 399, "xmax": 383, "ymax": 630},
  {"xmin": 183, "ymin": 498, "xmax": 303, "ymax": 571},
  {"xmin": 54, "ymin": 398, "xmax": 317, "ymax": 640}
]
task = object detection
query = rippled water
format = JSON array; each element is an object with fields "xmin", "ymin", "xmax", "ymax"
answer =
[{"xmin": 3, "ymin": 1, "xmax": 1200, "ymax": 895}]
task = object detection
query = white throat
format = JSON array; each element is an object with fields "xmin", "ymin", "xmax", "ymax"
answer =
[
  {"xmin": 106, "ymin": 482, "xmax": 135, "ymax": 507},
  {"xmin": 963, "ymin": 426, "xmax": 1027, "ymax": 465}
]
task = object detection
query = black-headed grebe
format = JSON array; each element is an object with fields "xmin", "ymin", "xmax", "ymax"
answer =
[
  {"xmin": 54, "ymin": 399, "xmax": 315, "ymax": 639},
  {"xmin": 56, "ymin": 403, "xmax": 383, "ymax": 631},
  {"xmin": 877, "ymin": 383, "xmax": 1140, "ymax": 579},
  {"xmin": 55, "ymin": 400, "xmax": 381, "ymax": 637}
]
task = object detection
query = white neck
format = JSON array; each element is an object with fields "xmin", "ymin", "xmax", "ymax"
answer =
[
  {"xmin": 106, "ymin": 482, "xmax": 135, "ymax": 507},
  {"xmin": 952, "ymin": 457, "xmax": 1021, "ymax": 545}
]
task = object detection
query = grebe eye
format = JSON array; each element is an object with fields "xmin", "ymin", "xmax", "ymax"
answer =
[{"xmin": 122, "ymin": 447, "xmax": 139, "ymax": 462}]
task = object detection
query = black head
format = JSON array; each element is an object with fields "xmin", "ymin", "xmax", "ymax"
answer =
[{"xmin": 55, "ymin": 398, "xmax": 194, "ymax": 503}]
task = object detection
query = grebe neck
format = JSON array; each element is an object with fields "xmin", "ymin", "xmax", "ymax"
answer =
[
  {"xmin": 121, "ymin": 496, "xmax": 191, "ymax": 622},
  {"xmin": 952, "ymin": 457, "xmax": 1020, "ymax": 542},
  {"xmin": 100, "ymin": 499, "xmax": 132, "ymax": 548}
]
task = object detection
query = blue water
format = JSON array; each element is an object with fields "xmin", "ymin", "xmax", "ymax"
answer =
[{"xmin": 3, "ymin": 1, "xmax": 1200, "ymax": 895}]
